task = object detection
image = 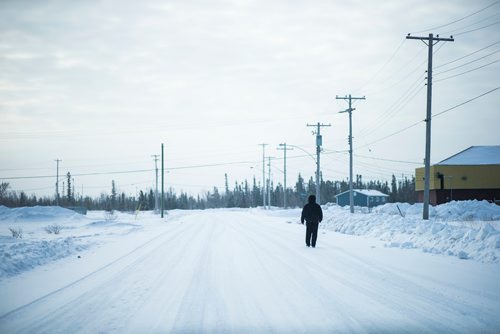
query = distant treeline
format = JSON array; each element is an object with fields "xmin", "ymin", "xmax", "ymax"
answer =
[{"xmin": 0, "ymin": 173, "xmax": 416, "ymax": 210}]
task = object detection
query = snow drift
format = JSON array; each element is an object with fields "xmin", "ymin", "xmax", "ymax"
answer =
[{"xmin": 322, "ymin": 200, "xmax": 500, "ymax": 263}]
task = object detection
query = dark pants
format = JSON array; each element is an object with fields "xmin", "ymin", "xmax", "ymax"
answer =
[{"xmin": 305, "ymin": 221, "xmax": 319, "ymax": 247}]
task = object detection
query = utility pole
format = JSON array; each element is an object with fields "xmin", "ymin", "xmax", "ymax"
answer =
[
  {"xmin": 278, "ymin": 143, "xmax": 293, "ymax": 208},
  {"xmin": 306, "ymin": 123, "xmax": 331, "ymax": 205},
  {"xmin": 259, "ymin": 143, "xmax": 268, "ymax": 208},
  {"xmin": 406, "ymin": 33, "xmax": 454, "ymax": 220},
  {"xmin": 54, "ymin": 159, "xmax": 61, "ymax": 206},
  {"xmin": 152, "ymin": 154, "xmax": 160, "ymax": 214},
  {"xmin": 161, "ymin": 144, "xmax": 165, "ymax": 218},
  {"xmin": 336, "ymin": 94, "xmax": 365, "ymax": 214},
  {"xmin": 267, "ymin": 156, "xmax": 273, "ymax": 209}
]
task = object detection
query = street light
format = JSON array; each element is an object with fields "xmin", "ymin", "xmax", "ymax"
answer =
[
  {"xmin": 288, "ymin": 144, "xmax": 316, "ymax": 163},
  {"xmin": 288, "ymin": 144, "xmax": 318, "ymax": 203}
]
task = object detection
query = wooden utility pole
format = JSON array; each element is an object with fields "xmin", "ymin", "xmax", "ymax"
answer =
[
  {"xmin": 55, "ymin": 159, "xmax": 61, "ymax": 206},
  {"xmin": 306, "ymin": 122, "xmax": 331, "ymax": 205},
  {"xmin": 161, "ymin": 144, "xmax": 165, "ymax": 218},
  {"xmin": 278, "ymin": 143, "xmax": 293, "ymax": 208},
  {"xmin": 406, "ymin": 33, "xmax": 454, "ymax": 219},
  {"xmin": 152, "ymin": 154, "xmax": 160, "ymax": 213},
  {"xmin": 267, "ymin": 156, "xmax": 273, "ymax": 209},
  {"xmin": 259, "ymin": 144, "xmax": 268, "ymax": 208},
  {"xmin": 337, "ymin": 94, "xmax": 365, "ymax": 214}
]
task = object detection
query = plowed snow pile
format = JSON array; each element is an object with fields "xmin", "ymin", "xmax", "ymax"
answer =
[{"xmin": 322, "ymin": 200, "xmax": 500, "ymax": 262}]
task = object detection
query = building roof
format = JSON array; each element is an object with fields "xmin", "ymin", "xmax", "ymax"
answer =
[
  {"xmin": 335, "ymin": 189, "xmax": 389, "ymax": 197},
  {"xmin": 437, "ymin": 146, "xmax": 500, "ymax": 166}
]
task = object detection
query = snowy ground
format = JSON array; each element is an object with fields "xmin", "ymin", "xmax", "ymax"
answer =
[{"xmin": 0, "ymin": 202, "xmax": 499, "ymax": 333}]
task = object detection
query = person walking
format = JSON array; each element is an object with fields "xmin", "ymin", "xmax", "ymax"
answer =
[{"xmin": 301, "ymin": 194, "xmax": 323, "ymax": 248}]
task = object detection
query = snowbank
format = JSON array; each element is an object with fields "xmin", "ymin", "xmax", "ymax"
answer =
[
  {"xmin": 0, "ymin": 236, "xmax": 91, "ymax": 278},
  {"xmin": 0, "ymin": 206, "xmax": 144, "ymax": 279},
  {"xmin": 373, "ymin": 200, "xmax": 500, "ymax": 221},
  {"xmin": 0, "ymin": 205, "xmax": 84, "ymax": 223},
  {"xmin": 322, "ymin": 200, "xmax": 500, "ymax": 263}
]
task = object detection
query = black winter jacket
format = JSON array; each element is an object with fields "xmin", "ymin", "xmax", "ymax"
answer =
[{"xmin": 301, "ymin": 199, "xmax": 323, "ymax": 224}]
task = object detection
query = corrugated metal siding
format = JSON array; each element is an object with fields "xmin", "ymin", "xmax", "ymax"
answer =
[{"xmin": 415, "ymin": 165, "xmax": 500, "ymax": 191}]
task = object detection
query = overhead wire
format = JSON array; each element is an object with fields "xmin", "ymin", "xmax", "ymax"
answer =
[
  {"xmin": 434, "ymin": 49, "xmax": 500, "ymax": 74},
  {"xmin": 354, "ymin": 159, "xmax": 415, "ymax": 175},
  {"xmin": 357, "ymin": 74, "xmax": 426, "ymax": 138},
  {"xmin": 441, "ymin": 12, "xmax": 500, "ymax": 35},
  {"xmin": 353, "ymin": 154, "xmax": 421, "ymax": 165},
  {"xmin": 454, "ymin": 20, "xmax": 500, "ymax": 36},
  {"xmin": 435, "ymin": 40, "xmax": 500, "ymax": 69},
  {"xmin": 410, "ymin": 1, "xmax": 500, "ymax": 34},
  {"xmin": 0, "ymin": 169, "xmax": 153, "ymax": 180},
  {"xmin": 433, "ymin": 86, "xmax": 500, "ymax": 118},
  {"xmin": 354, "ymin": 43, "xmax": 446, "ymax": 147},
  {"xmin": 362, "ymin": 48, "xmax": 426, "ymax": 96},
  {"xmin": 354, "ymin": 38, "xmax": 406, "ymax": 92},
  {"xmin": 356, "ymin": 86, "xmax": 500, "ymax": 149},
  {"xmin": 321, "ymin": 151, "xmax": 414, "ymax": 178},
  {"xmin": 434, "ymin": 59, "xmax": 500, "ymax": 82}
]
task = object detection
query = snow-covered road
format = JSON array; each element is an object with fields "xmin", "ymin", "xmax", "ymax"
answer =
[{"xmin": 1, "ymin": 209, "xmax": 499, "ymax": 333}]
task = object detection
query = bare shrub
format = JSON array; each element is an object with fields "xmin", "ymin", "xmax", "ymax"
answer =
[
  {"xmin": 9, "ymin": 227, "xmax": 23, "ymax": 239},
  {"xmin": 45, "ymin": 224, "xmax": 62, "ymax": 234},
  {"xmin": 104, "ymin": 210, "xmax": 118, "ymax": 222}
]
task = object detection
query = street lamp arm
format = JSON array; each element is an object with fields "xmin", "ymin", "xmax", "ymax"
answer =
[{"xmin": 288, "ymin": 145, "xmax": 316, "ymax": 163}]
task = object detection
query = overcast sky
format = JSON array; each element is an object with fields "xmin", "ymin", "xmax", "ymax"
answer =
[{"xmin": 1, "ymin": 0, "xmax": 499, "ymax": 198}]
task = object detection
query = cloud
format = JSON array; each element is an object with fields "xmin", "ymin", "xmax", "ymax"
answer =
[{"xmin": 0, "ymin": 0, "xmax": 498, "ymax": 196}]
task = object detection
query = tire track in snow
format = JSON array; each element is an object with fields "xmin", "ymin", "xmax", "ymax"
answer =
[
  {"xmin": 235, "ymin": 212, "xmax": 466, "ymax": 333},
  {"xmin": 169, "ymin": 215, "xmax": 234, "ymax": 332},
  {"xmin": 254, "ymin": 211, "xmax": 500, "ymax": 332},
  {"xmin": 0, "ymin": 217, "xmax": 200, "ymax": 333},
  {"xmin": 233, "ymin": 215, "xmax": 388, "ymax": 332}
]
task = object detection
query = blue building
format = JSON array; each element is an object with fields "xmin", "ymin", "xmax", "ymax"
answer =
[{"xmin": 335, "ymin": 189, "xmax": 389, "ymax": 208}]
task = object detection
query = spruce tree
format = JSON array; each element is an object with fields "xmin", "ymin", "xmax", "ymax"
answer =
[{"xmin": 66, "ymin": 172, "xmax": 72, "ymax": 204}]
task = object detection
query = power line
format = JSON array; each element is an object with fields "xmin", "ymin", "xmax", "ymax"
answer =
[
  {"xmin": 435, "ymin": 40, "xmax": 500, "ymax": 69},
  {"xmin": 0, "ymin": 159, "xmax": 263, "ymax": 180},
  {"xmin": 434, "ymin": 59, "xmax": 500, "ymax": 82},
  {"xmin": 442, "ymin": 12, "xmax": 500, "ymax": 35},
  {"xmin": 411, "ymin": 1, "xmax": 500, "ymax": 34},
  {"xmin": 363, "ymin": 48, "xmax": 426, "ymax": 96},
  {"xmin": 356, "ymin": 85, "xmax": 500, "ymax": 149},
  {"xmin": 364, "ymin": 43, "xmax": 444, "ymax": 98},
  {"xmin": 454, "ymin": 20, "xmax": 500, "ymax": 36},
  {"xmin": 358, "ymin": 75, "xmax": 425, "ymax": 138},
  {"xmin": 357, "ymin": 44, "xmax": 446, "ymax": 141},
  {"xmin": 355, "ymin": 38, "xmax": 406, "ymax": 92},
  {"xmin": 353, "ymin": 160, "xmax": 415, "ymax": 176},
  {"xmin": 433, "ymin": 86, "xmax": 500, "ymax": 118},
  {"xmin": 357, "ymin": 120, "xmax": 423, "ymax": 150},
  {"xmin": 0, "ymin": 169, "xmax": 153, "ymax": 180},
  {"xmin": 434, "ymin": 49, "xmax": 500, "ymax": 74},
  {"xmin": 353, "ymin": 154, "xmax": 421, "ymax": 165}
]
